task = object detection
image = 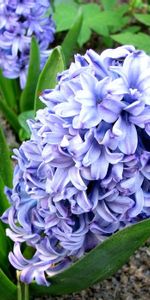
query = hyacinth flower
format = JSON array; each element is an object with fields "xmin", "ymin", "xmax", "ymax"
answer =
[
  {"xmin": 0, "ymin": 0, "xmax": 55, "ymax": 89},
  {"xmin": 1, "ymin": 45, "xmax": 150, "ymax": 296}
]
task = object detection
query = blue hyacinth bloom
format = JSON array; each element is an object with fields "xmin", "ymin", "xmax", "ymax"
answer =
[
  {"xmin": 1, "ymin": 45, "xmax": 150, "ymax": 286},
  {"xmin": 0, "ymin": 0, "xmax": 55, "ymax": 88}
]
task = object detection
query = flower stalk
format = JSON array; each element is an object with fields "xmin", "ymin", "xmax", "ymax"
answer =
[{"xmin": 17, "ymin": 276, "xmax": 29, "ymax": 300}]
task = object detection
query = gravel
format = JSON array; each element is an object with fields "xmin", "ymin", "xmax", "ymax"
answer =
[{"xmin": 32, "ymin": 240, "xmax": 150, "ymax": 300}]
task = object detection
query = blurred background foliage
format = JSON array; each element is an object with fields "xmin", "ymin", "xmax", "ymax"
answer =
[{"xmin": 53, "ymin": 0, "xmax": 150, "ymax": 53}]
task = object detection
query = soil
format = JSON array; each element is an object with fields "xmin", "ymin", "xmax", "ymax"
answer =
[
  {"xmin": 2, "ymin": 114, "xmax": 150, "ymax": 300},
  {"xmin": 33, "ymin": 240, "xmax": 150, "ymax": 300}
]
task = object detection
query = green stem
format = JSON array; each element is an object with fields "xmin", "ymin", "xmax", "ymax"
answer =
[
  {"xmin": 17, "ymin": 273, "xmax": 29, "ymax": 300},
  {"xmin": 24, "ymin": 284, "xmax": 29, "ymax": 300},
  {"xmin": 17, "ymin": 280, "xmax": 22, "ymax": 300}
]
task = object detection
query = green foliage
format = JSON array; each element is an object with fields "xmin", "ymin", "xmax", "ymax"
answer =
[
  {"xmin": 0, "ymin": 70, "xmax": 21, "ymax": 134},
  {"xmin": 101, "ymin": 0, "xmax": 117, "ymax": 10},
  {"xmin": 0, "ymin": 269, "xmax": 17, "ymax": 300},
  {"xmin": 87, "ymin": 9, "xmax": 127, "ymax": 42},
  {"xmin": 134, "ymin": 13, "xmax": 150, "ymax": 26},
  {"xmin": 111, "ymin": 32, "xmax": 150, "ymax": 54},
  {"xmin": 62, "ymin": 10, "xmax": 83, "ymax": 64},
  {"xmin": 0, "ymin": 126, "xmax": 13, "ymax": 187},
  {"xmin": 20, "ymin": 37, "xmax": 40, "ymax": 112},
  {"xmin": 53, "ymin": 0, "xmax": 150, "ymax": 55},
  {"xmin": 123, "ymin": 25, "xmax": 141, "ymax": 33},
  {"xmin": 18, "ymin": 110, "xmax": 35, "ymax": 141},
  {"xmin": 130, "ymin": 0, "xmax": 145, "ymax": 10},
  {"xmin": 53, "ymin": 1, "xmax": 78, "ymax": 32},
  {"xmin": 0, "ymin": 223, "xmax": 10, "ymax": 275},
  {"xmin": 0, "ymin": 70, "xmax": 18, "ymax": 110},
  {"xmin": 31, "ymin": 218, "xmax": 150, "ymax": 296},
  {"xmin": 0, "ymin": 97, "xmax": 20, "ymax": 134},
  {"xmin": 54, "ymin": 1, "xmax": 129, "ymax": 47},
  {"xmin": 78, "ymin": 3, "xmax": 103, "ymax": 46},
  {"xmin": 0, "ymin": 175, "xmax": 9, "ymax": 214},
  {"xmin": 34, "ymin": 46, "xmax": 65, "ymax": 111}
]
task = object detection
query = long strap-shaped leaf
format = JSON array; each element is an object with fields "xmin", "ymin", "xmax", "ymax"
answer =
[
  {"xmin": 62, "ymin": 9, "xmax": 83, "ymax": 65},
  {"xmin": 0, "ymin": 175, "xmax": 9, "ymax": 214},
  {"xmin": 0, "ymin": 97, "xmax": 20, "ymax": 134},
  {"xmin": 0, "ymin": 70, "xmax": 19, "ymax": 110},
  {"xmin": 34, "ymin": 46, "xmax": 65, "ymax": 111},
  {"xmin": 0, "ymin": 269, "xmax": 17, "ymax": 300},
  {"xmin": 20, "ymin": 37, "xmax": 40, "ymax": 112},
  {"xmin": 0, "ymin": 222, "xmax": 10, "ymax": 275},
  {"xmin": 31, "ymin": 218, "xmax": 150, "ymax": 296},
  {"xmin": 0, "ymin": 126, "xmax": 13, "ymax": 187}
]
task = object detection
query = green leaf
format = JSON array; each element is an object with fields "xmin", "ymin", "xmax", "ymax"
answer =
[
  {"xmin": 102, "ymin": 36, "xmax": 114, "ymax": 48},
  {"xmin": 78, "ymin": 3, "xmax": 102, "ymax": 46},
  {"xmin": 111, "ymin": 32, "xmax": 150, "ymax": 53},
  {"xmin": 95, "ymin": 11, "xmax": 127, "ymax": 27},
  {"xmin": 90, "ymin": 23, "xmax": 109, "ymax": 38},
  {"xmin": 18, "ymin": 110, "xmax": 35, "ymax": 141},
  {"xmin": 134, "ymin": 13, "xmax": 150, "ymax": 26},
  {"xmin": 54, "ymin": 2, "xmax": 78, "ymax": 32},
  {"xmin": 34, "ymin": 46, "xmax": 65, "ymax": 111},
  {"xmin": 0, "ymin": 97, "xmax": 20, "ymax": 134},
  {"xmin": 101, "ymin": 0, "xmax": 117, "ymax": 10},
  {"xmin": 129, "ymin": 0, "xmax": 143, "ymax": 9},
  {"xmin": 77, "ymin": 25, "xmax": 91, "ymax": 48},
  {"xmin": 0, "ymin": 175, "xmax": 9, "ymax": 214},
  {"xmin": 78, "ymin": 4, "xmax": 127, "ymax": 46},
  {"xmin": 31, "ymin": 218, "xmax": 150, "ymax": 296},
  {"xmin": 18, "ymin": 128, "xmax": 29, "ymax": 142},
  {"xmin": 62, "ymin": 10, "xmax": 83, "ymax": 64},
  {"xmin": 54, "ymin": 0, "xmax": 76, "ymax": 7},
  {"xmin": 115, "ymin": 3, "xmax": 129, "ymax": 16},
  {"xmin": 18, "ymin": 110, "xmax": 34, "ymax": 140},
  {"xmin": 0, "ymin": 126, "xmax": 13, "ymax": 187},
  {"xmin": 107, "ymin": 5, "xmax": 129, "ymax": 33},
  {"xmin": 20, "ymin": 37, "xmax": 40, "ymax": 112},
  {"xmin": 0, "ymin": 269, "xmax": 17, "ymax": 300},
  {"xmin": 122, "ymin": 25, "xmax": 141, "ymax": 33},
  {"xmin": 0, "ymin": 222, "xmax": 10, "ymax": 274},
  {"xmin": 0, "ymin": 70, "xmax": 19, "ymax": 110}
]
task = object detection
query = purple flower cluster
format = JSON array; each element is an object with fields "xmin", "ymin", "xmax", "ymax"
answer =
[
  {"xmin": 2, "ymin": 45, "xmax": 150, "ymax": 286},
  {"xmin": 0, "ymin": 0, "xmax": 55, "ymax": 88}
]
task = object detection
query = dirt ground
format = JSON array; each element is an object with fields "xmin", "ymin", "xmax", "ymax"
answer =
[
  {"xmin": 1, "ymin": 114, "xmax": 150, "ymax": 300},
  {"xmin": 32, "ymin": 240, "xmax": 150, "ymax": 300}
]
